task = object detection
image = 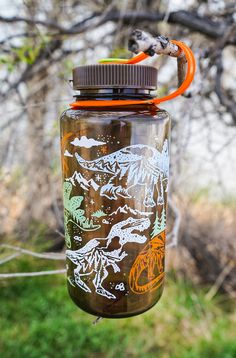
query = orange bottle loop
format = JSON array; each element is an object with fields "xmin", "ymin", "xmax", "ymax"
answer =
[{"xmin": 70, "ymin": 40, "xmax": 196, "ymax": 108}]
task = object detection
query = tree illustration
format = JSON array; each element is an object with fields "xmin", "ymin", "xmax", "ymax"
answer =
[
  {"xmin": 63, "ymin": 182, "xmax": 100, "ymax": 247},
  {"xmin": 151, "ymin": 208, "xmax": 166, "ymax": 238},
  {"xmin": 160, "ymin": 208, "xmax": 166, "ymax": 232},
  {"xmin": 91, "ymin": 209, "xmax": 107, "ymax": 218},
  {"xmin": 151, "ymin": 211, "xmax": 162, "ymax": 238}
]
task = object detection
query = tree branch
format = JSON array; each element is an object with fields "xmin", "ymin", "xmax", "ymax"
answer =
[
  {"xmin": 128, "ymin": 29, "xmax": 188, "ymax": 91},
  {"xmin": 0, "ymin": 252, "xmax": 21, "ymax": 265},
  {"xmin": 205, "ymin": 260, "xmax": 235, "ymax": 300},
  {"xmin": 215, "ymin": 51, "xmax": 236, "ymax": 124},
  {"xmin": 106, "ymin": 10, "xmax": 232, "ymax": 42},
  {"xmin": 166, "ymin": 198, "xmax": 181, "ymax": 248},
  {"xmin": 0, "ymin": 14, "xmax": 96, "ymax": 32},
  {"xmin": 0, "ymin": 244, "xmax": 65, "ymax": 260},
  {"xmin": 0, "ymin": 10, "xmax": 235, "ymax": 43},
  {"xmin": 0, "ymin": 269, "xmax": 66, "ymax": 278}
]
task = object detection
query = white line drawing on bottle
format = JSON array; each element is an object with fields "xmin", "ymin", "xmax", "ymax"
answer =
[
  {"xmin": 64, "ymin": 149, "xmax": 73, "ymax": 157},
  {"xmin": 66, "ymin": 171, "xmax": 99, "ymax": 191},
  {"xmin": 66, "ymin": 217, "xmax": 151, "ymax": 299},
  {"xmin": 71, "ymin": 136, "xmax": 106, "ymax": 148},
  {"xmin": 74, "ymin": 236, "xmax": 82, "ymax": 242},
  {"xmin": 102, "ymin": 219, "xmax": 110, "ymax": 224},
  {"xmin": 109, "ymin": 204, "xmax": 153, "ymax": 217},
  {"xmin": 115, "ymin": 283, "xmax": 125, "ymax": 291},
  {"xmin": 75, "ymin": 140, "xmax": 169, "ymax": 208}
]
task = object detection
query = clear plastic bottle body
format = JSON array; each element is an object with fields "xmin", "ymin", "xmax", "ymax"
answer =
[{"xmin": 60, "ymin": 95, "xmax": 170, "ymax": 318}]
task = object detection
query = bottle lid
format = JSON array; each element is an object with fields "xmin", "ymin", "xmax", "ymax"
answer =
[{"xmin": 72, "ymin": 64, "xmax": 157, "ymax": 90}]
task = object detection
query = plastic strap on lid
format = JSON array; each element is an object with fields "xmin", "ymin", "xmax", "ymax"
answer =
[{"xmin": 70, "ymin": 40, "xmax": 196, "ymax": 108}]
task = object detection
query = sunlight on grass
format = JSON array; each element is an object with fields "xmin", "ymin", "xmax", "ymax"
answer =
[{"xmin": 0, "ymin": 258, "xmax": 235, "ymax": 357}]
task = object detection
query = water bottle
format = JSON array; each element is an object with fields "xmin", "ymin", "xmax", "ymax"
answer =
[{"xmin": 60, "ymin": 41, "xmax": 195, "ymax": 318}]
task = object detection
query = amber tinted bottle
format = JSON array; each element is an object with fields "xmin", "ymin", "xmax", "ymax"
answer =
[{"xmin": 60, "ymin": 64, "xmax": 170, "ymax": 318}]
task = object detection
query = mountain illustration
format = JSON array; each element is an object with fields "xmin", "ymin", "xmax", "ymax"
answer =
[
  {"xmin": 109, "ymin": 204, "xmax": 153, "ymax": 217},
  {"xmin": 75, "ymin": 142, "xmax": 169, "ymax": 208},
  {"xmin": 66, "ymin": 171, "xmax": 99, "ymax": 191}
]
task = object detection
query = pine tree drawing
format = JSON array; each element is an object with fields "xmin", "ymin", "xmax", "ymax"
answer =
[
  {"xmin": 160, "ymin": 207, "xmax": 166, "ymax": 232},
  {"xmin": 83, "ymin": 218, "xmax": 89, "ymax": 228},
  {"xmin": 63, "ymin": 182, "xmax": 101, "ymax": 235},
  {"xmin": 151, "ymin": 207, "xmax": 166, "ymax": 238},
  {"xmin": 151, "ymin": 211, "xmax": 162, "ymax": 238},
  {"xmin": 91, "ymin": 209, "xmax": 107, "ymax": 218}
]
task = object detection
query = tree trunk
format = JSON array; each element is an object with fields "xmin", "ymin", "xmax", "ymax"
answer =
[{"xmin": 20, "ymin": 1, "xmax": 57, "ymax": 232}]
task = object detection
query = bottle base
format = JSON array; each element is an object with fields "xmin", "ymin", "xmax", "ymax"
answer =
[{"xmin": 68, "ymin": 287, "xmax": 164, "ymax": 319}]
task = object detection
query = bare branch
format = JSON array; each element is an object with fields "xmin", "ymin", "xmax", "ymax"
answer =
[
  {"xmin": 215, "ymin": 52, "xmax": 236, "ymax": 124},
  {"xmin": 128, "ymin": 29, "xmax": 188, "ymax": 91},
  {"xmin": 0, "ymin": 269, "xmax": 66, "ymax": 279},
  {"xmin": 0, "ymin": 32, "xmax": 37, "ymax": 45},
  {"xmin": 0, "ymin": 10, "xmax": 235, "ymax": 42},
  {"xmin": 210, "ymin": 134, "xmax": 236, "ymax": 160},
  {"xmin": 92, "ymin": 316, "xmax": 103, "ymax": 325},
  {"xmin": 106, "ymin": 10, "xmax": 233, "ymax": 42},
  {"xmin": 128, "ymin": 29, "xmax": 181, "ymax": 57},
  {"xmin": 0, "ymin": 252, "xmax": 21, "ymax": 265},
  {"xmin": 166, "ymin": 198, "xmax": 181, "ymax": 248},
  {"xmin": 0, "ymin": 111, "xmax": 25, "ymax": 131},
  {"xmin": 0, "ymin": 244, "xmax": 65, "ymax": 261},
  {"xmin": 205, "ymin": 261, "xmax": 235, "ymax": 300},
  {"xmin": 0, "ymin": 14, "xmax": 87, "ymax": 32}
]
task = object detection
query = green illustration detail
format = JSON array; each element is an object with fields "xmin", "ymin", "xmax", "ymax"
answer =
[
  {"xmin": 151, "ymin": 207, "xmax": 166, "ymax": 238},
  {"xmin": 91, "ymin": 209, "xmax": 107, "ymax": 218},
  {"xmin": 63, "ymin": 182, "xmax": 101, "ymax": 248}
]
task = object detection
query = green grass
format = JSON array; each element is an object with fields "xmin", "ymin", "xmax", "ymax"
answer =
[{"xmin": 0, "ymin": 258, "xmax": 235, "ymax": 358}]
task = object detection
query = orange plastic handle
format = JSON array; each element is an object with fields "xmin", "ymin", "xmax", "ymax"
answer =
[
  {"xmin": 70, "ymin": 40, "xmax": 196, "ymax": 108},
  {"xmin": 153, "ymin": 40, "xmax": 196, "ymax": 104}
]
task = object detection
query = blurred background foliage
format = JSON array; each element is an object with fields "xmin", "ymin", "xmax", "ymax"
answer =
[{"xmin": 0, "ymin": 0, "xmax": 236, "ymax": 357}]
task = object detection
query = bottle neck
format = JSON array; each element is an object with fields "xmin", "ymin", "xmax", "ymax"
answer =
[
  {"xmin": 75, "ymin": 88, "xmax": 154, "ymax": 101},
  {"xmin": 73, "ymin": 88, "xmax": 157, "ymax": 112}
]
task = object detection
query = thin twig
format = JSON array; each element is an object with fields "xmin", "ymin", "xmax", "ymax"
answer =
[
  {"xmin": 128, "ymin": 29, "xmax": 188, "ymax": 90},
  {"xmin": 55, "ymin": 230, "xmax": 65, "ymax": 239},
  {"xmin": 0, "ymin": 269, "xmax": 66, "ymax": 279},
  {"xmin": 166, "ymin": 197, "xmax": 181, "ymax": 248},
  {"xmin": 0, "ymin": 244, "xmax": 65, "ymax": 260},
  {"xmin": 210, "ymin": 134, "xmax": 236, "ymax": 160},
  {"xmin": 0, "ymin": 252, "xmax": 21, "ymax": 265},
  {"xmin": 92, "ymin": 316, "xmax": 103, "ymax": 325},
  {"xmin": 205, "ymin": 261, "xmax": 235, "ymax": 300},
  {"xmin": 0, "ymin": 10, "xmax": 231, "ymax": 40}
]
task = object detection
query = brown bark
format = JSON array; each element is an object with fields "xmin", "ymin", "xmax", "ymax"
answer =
[
  {"xmin": 24, "ymin": 69, "xmax": 54, "ymax": 223},
  {"xmin": 128, "ymin": 29, "xmax": 187, "ymax": 88},
  {"xmin": 21, "ymin": 1, "xmax": 56, "ymax": 230}
]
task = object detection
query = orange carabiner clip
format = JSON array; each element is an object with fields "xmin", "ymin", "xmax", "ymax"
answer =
[{"xmin": 70, "ymin": 40, "xmax": 196, "ymax": 108}]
